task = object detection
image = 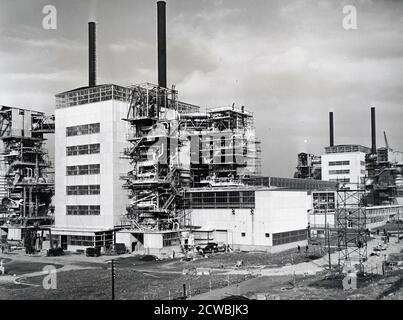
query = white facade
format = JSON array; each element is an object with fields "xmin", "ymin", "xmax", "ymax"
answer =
[
  {"xmin": 189, "ymin": 189, "xmax": 309, "ymax": 253},
  {"xmin": 53, "ymin": 88, "xmax": 131, "ymax": 248},
  {"xmin": 321, "ymin": 146, "xmax": 368, "ymax": 189}
]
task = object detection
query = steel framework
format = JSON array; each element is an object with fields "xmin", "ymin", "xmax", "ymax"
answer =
[{"xmin": 336, "ymin": 182, "xmax": 369, "ymax": 273}]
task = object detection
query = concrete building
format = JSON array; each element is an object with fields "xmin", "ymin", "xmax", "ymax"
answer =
[
  {"xmin": 51, "ymin": 84, "xmax": 132, "ymax": 251},
  {"xmin": 185, "ymin": 187, "xmax": 309, "ymax": 253},
  {"xmin": 321, "ymin": 144, "xmax": 370, "ymax": 190}
]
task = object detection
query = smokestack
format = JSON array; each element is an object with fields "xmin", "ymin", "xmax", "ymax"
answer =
[
  {"xmin": 329, "ymin": 112, "xmax": 334, "ymax": 147},
  {"xmin": 371, "ymin": 107, "xmax": 376, "ymax": 154},
  {"xmin": 88, "ymin": 22, "xmax": 96, "ymax": 87},
  {"xmin": 157, "ymin": 1, "xmax": 167, "ymax": 88}
]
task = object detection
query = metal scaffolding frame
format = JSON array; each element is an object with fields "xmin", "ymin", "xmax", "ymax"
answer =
[
  {"xmin": 336, "ymin": 182, "xmax": 368, "ymax": 273},
  {"xmin": 0, "ymin": 105, "xmax": 55, "ymax": 228}
]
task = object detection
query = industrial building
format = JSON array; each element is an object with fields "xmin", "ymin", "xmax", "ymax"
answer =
[
  {"xmin": 51, "ymin": 83, "xmax": 132, "ymax": 251},
  {"xmin": 186, "ymin": 187, "xmax": 309, "ymax": 253},
  {"xmin": 45, "ymin": 1, "xmax": 310, "ymax": 254},
  {"xmin": 1, "ymin": 1, "xmax": 402, "ymax": 261},
  {"xmin": 0, "ymin": 105, "xmax": 55, "ymax": 250}
]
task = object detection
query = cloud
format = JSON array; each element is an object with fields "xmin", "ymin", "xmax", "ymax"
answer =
[
  {"xmin": 1, "ymin": 0, "xmax": 403, "ymax": 177},
  {"xmin": 109, "ymin": 39, "xmax": 150, "ymax": 53}
]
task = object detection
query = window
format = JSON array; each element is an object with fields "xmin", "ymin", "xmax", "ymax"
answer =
[
  {"xmin": 185, "ymin": 191, "xmax": 255, "ymax": 209},
  {"xmin": 78, "ymin": 165, "xmax": 89, "ymax": 175},
  {"xmin": 329, "ymin": 178, "xmax": 350, "ymax": 183},
  {"xmin": 163, "ymin": 232, "xmax": 181, "ymax": 247},
  {"xmin": 272, "ymin": 229, "xmax": 307, "ymax": 246},
  {"xmin": 68, "ymin": 235, "xmax": 94, "ymax": 247},
  {"xmin": 67, "ymin": 144, "xmax": 100, "ymax": 156},
  {"xmin": 66, "ymin": 164, "xmax": 100, "ymax": 176},
  {"xmin": 66, "ymin": 205, "xmax": 100, "ymax": 216},
  {"xmin": 66, "ymin": 123, "xmax": 100, "ymax": 137},
  {"xmin": 241, "ymin": 233, "xmax": 246, "ymax": 237},
  {"xmin": 329, "ymin": 161, "xmax": 350, "ymax": 166},
  {"xmin": 265, "ymin": 233, "xmax": 270, "ymax": 238},
  {"xmin": 329, "ymin": 169, "xmax": 350, "ymax": 175}
]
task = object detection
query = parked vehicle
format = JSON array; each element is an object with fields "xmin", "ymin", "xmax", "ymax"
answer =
[
  {"xmin": 197, "ymin": 242, "xmax": 218, "ymax": 254},
  {"xmin": 217, "ymin": 242, "xmax": 227, "ymax": 252},
  {"xmin": 86, "ymin": 247, "xmax": 101, "ymax": 257}
]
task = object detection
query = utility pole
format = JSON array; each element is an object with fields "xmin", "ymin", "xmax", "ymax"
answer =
[
  {"xmin": 397, "ymin": 210, "xmax": 400, "ymax": 243},
  {"xmin": 111, "ymin": 259, "xmax": 115, "ymax": 300},
  {"xmin": 324, "ymin": 205, "xmax": 331, "ymax": 270},
  {"xmin": 327, "ymin": 223, "xmax": 331, "ymax": 270}
]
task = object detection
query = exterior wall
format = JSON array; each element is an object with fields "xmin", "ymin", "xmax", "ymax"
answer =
[
  {"xmin": 321, "ymin": 152, "xmax": 366, "ymax": 189},
  {"xmin": 190, "ymin": 190, "xmax": 308, "ymax": 251},
  {"xmin": 144, "ymin": 233, "xmax": 163, "ymax": 249},
  {"xmin": 116, "ymin": 231, "xmax": 135, "ymax": 251},
  {"xmin": 54, "ymin": 100, "xmax": 131, "ymax": 231}
]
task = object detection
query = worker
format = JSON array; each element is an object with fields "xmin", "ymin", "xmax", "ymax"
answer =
[
  {"xmin": 305, "ymin": 245, "xmax": 309, "ymax": 253},
  {"xmin": 297, "ymin": 245, "xmax": 301, "ymax": 253}
]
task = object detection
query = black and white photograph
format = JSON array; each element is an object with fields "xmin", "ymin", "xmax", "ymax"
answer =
[{"xmin": 0, "ymin": 0, "xmax": 403, "ymax": 306}]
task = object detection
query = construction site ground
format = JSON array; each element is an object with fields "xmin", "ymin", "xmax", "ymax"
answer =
[{"xmin": 0, "ymin": 236, "xmax": 402, "ymax": 300}]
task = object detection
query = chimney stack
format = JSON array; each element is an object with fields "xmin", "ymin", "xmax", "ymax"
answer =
[
  {"xmin": 157, "ymin": 1, "xmax": 167, "ymax": 88},
  {"xmin": 371, "ymin": 107, "xmax": 376, "ymax": 154},
  {"xmin": 329, "ymin": 112, "xmax": 334, "ymax": 147},
  {"xmin": 88, "ymin": 22, "xmax": 96, "ymax": 87}
]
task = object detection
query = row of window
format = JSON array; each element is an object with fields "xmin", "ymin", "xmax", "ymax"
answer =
[
  {"xmin": 68, "ymin": 235, "xmax": 94, "ymax": 247},
  {"xmin": 329, "ymin": 178, "xmax": 351, "ymax": 183},
  {"xmin": 272, "ymin": 229, "xmax": 307, "ymax": 246},
  {"xmin": 328, "ymin": 161, "xmax": 350, "ymax": 166},
  {"xmin": 329, "ymin": 169, "xmax": 350, "ymax": 175},
  {"xmin": 66, "ymin": 205, "xmax": 100, "ymax": 216},
  {"xmin": 163, "ymin": 232, "xmax": 181, "ymax": 247},
  {"xmin": 67, "ymin": 185, "xmax": 100, "ymax": 195},
  {"xmin": 67, "ymin": 143, "xmax": 100, "ymax": 156},
  {"xmin": 66, "ymin": 123, "xmax": 100, "ymax": 137},
  {"xmin": 185, "ymin": 191, "xmax": 255, "ymax": 209},
  {"xmin": 66, "ymin": 164, "xmax": 100, "ymax": 176}
]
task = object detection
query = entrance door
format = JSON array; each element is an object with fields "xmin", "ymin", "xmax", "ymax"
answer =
[{"xmin": 61, "ymin": 235, "xmax": 68, "ymax": 250}]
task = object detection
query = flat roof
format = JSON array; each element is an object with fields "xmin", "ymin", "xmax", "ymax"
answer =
[{"xmin": 324, "ymin": 144, "xmax": 371, "ymax": 154}]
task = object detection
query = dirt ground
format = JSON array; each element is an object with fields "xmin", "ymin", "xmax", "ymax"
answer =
[{"xmin": 0, "ymin": 242, "xmax": 401, "ymax": 300}]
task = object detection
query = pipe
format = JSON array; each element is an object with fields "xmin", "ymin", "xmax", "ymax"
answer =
[
  {"xmin": 88, "ymin": 22, "xmax": 96, "ymax": 87},
  {"xmin": 371, "ymin": 107, "xmax": 376, "ymax": 154},
  {"xmin": 157, "ymin": 1, "xmax": 167, "ymax": 88},
  {"xmin": 329, "ymin": 112, "xmax": 334, "ymax": 147}
]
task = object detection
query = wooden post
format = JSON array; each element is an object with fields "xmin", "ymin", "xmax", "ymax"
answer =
[{"xmin": 111, "ymin": 260, "xmax": 115, "ymax": 300}]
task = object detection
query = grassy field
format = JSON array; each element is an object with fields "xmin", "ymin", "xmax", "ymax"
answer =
[{"xmin": 0, "ymin": 266, "xmax": 256, "ymax": 300}]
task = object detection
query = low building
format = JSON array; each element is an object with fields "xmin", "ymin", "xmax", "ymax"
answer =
[{"xmin": 185, "ymin": 187, "xmax": 309, "ymax": 253}]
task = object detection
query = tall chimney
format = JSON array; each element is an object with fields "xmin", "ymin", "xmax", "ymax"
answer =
[
  {"xmin": 371, "ymin": 107, "xmax": 376, "ymax": 154},
  {"xmin": 329, "ymin": 112, "xmax": 334, "ymax": 147},
  {"xmin": 157, "ymin": 1, "xmax": 167, "ymax": 88},
  {"xmin": 88, "ymin": 22, "xmax": 96, "ymax": 87}
]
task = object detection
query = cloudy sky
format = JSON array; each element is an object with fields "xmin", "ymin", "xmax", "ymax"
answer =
[{"xmin": 0, "ymin": 0, "xmax": 402, "ymax": 176}]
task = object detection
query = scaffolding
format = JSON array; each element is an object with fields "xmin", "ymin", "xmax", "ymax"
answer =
[
  {"xmin": 0, "ymin": 105, "xmax": 55, "ymax": 228},
  {"xmin": 121, "ymin": 84, "xmax": 262, "ymax": 231},
  {"xmin": 336, "ymin": 182, "xmax": 368, "ymax": 273},
  {"xmin": 121, "ymin": 84, "xmax": 190, "ymax": 231}
]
